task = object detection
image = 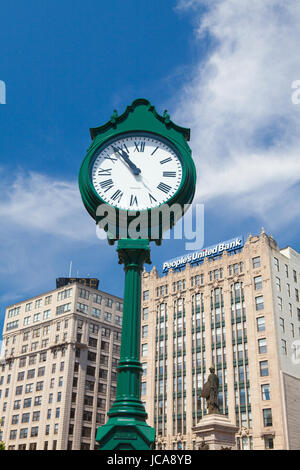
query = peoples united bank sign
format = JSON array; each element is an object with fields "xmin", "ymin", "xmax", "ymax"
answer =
[{"xmin": 162, "ymin": 236, "xmax": 244, "ymax": 272}]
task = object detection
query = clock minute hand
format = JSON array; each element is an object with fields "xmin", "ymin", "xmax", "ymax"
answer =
[{"xmin": 113, "ymin": 146, "xmax": 141, "ymax": 175}]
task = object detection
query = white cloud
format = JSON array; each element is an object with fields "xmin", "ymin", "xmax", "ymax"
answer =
[
  {"xmin": 0, "ymin": 170, "xmax": 107, "ymax": 310},
  {"xmin": 174, "ymin": 0, "xmax": 300, "ymax": 227},
  {"xmin": 0, "ymin": 171, "xmax": 95, "ymax": 240}
]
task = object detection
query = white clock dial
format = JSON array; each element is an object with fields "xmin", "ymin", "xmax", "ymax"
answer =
[{"xmin": 91, "ymin": 134, "xmax": 183, "ymax": 211}]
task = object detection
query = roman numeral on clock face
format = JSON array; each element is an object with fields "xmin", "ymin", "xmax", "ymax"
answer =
[
  {"xmin": 98, "ymin": 168, "xmax": 112, "ymax": 176},
  {"xmin": 111, "ymin": 189, "xmax": 123, "ymax": 203},
  {"xmin": 151, "ymin": 146, "xmax": 159, "ymax": 155},
  {"xmin": 160, "ymin": 157, "xmax": 172, "ymax": 165},
  {"xmin": 157, "ymin": 182, "xmax": 171, "ymax": 193},
  {"xmin": 130, "ymin": 195, "xmax": 138, "ymax": 206},
  {"xmin": 120, "ymin": 143, "xmax": 129, "ymax": 153},
  {"xmin": 104, "ymin": 154, "xmax": 117, "ymax": 163},
  {"xmin": 149, "ymin": 193, "xmax": 157, "ymax": 204},
  {"xmin": 100, "ymin": 179, "xmax": 114, "ymax": 192},
  {"xmin": 163, "ymin": 171, "xmax": 176, "ymax": 177},
  {"xmin": 134, "ymin": 141, "xmax": 145, "ymax": 152}
]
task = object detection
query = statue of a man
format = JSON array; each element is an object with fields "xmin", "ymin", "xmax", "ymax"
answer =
[{"xmin": 201, "ymin": 366, "xmax": 220, "ymax": 414}]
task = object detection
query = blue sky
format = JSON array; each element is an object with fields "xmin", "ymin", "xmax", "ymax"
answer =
[{"xmin": 1, "ymin": 0, "xmax": 300, "ymax": 338}]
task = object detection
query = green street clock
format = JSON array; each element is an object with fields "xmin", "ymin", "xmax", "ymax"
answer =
[
  {"xmin": 79, "ymin": 98, "xmax": 196, "ymax": 242},
  {"xmin": 78, "ymin": 99, "xmax": 196, "ymax": 451}
]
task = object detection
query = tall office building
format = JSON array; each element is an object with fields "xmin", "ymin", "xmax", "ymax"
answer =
[
  {"xmin": 140, "ymin": 230, "xmax": 300, "ymax": 450},
  {"xmin": 0, "ymin": 278, "xmax": 123, "ymax": 450}
]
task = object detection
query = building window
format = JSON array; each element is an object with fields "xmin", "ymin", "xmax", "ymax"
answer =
[
  {"xmin": 255, "ymin": 296, "xmax": 264, "ymax": 311},
  {"xmin": 57, "ymin": 288, "xmax": 72, "ymax": 301},
  {"xmin": 34, "ymin": 396, "xmax": 42, "ymax": 406},
  {"xmin": 254, "ymin": 276, "xmax": 262, "ymax": 290},
  {"xmin": 264, "ymin": 436, "xmax": 274, "ymax": 449},
  {"xmin": 142, "ymin": 325, "xmax": 148, "ymax": 338},
  {"xmin": 281, "ymin": 339, "xmax": 287, "ymax": 355},
  {"xmin": 143, "ymin": 307, "xmax": 149, "ymax": 320},
  {"xmin": 10, "ymin": 430, "xmax": 17, "ymax": 440},
  {"xmin": 33, "ymin": 313, "xmax": 41, "ymax": 323},
  {"xmin": 275, "ymin": 277, "xmax": 281, "ymax": 292},
  {"xmin": 40, "ymin": 352, "xmax": 47, "ymax": 362},
  {"xmin": 252, "ymin": 256, "xmax": 261, "ymax": 269},
  {"xmin": 8, "ymin": 306, "xmax": 21, "ymax": 318},
  {"xmin": 258, "ymin": 338, "xmax": 267, "ymax": 354},
  {"xmin": 25, "ymin": 383, "xmax": 33, "ymax": 394},
  {"xmin": 43, "ymin": 310, "xmax": 51, "ymax": 320},
  {"xmin": 21, "ymin": 413, "xmax": 30, "ymax": 423},
  {"xmin": 27, "ymin": 369, "xmax": 35, "ymax": 379},
  {"xmin": 260, "ymin": 361, "xmax": 269, "ymax": 377},
  {"xmin": 45, "ymin": 295, "xmax": 52, "ymax": 305},
  {"xmin": 104, "ymin": 312, "xmax": 112, "ymax": 323},
  {"xmin": 274, "ymin": 257, "xmax": 279, "ymax": 272},
  {"xmin": 19, "ymin": 357, "xmax": 26, "ymax": 368},
  {"xmin": 31, "ymin": 426, "xmax": 39, "ymax": 437},
  {"xmin": 89, "ymin": 323, "xmax": 99, "ymax": 334},
  {"xmin": 263, "ymin": 409, "xmax": 273, "ymax": 427},
  {"xmin": 20, "ymin": 428, "xmax": 28, "ymax": 439},
  {"xmin": 79, "ymin": 288, "xmax": 90, "ymax": 300},
  {"xmin": 93, "ymin": 293, "xmax": 102, "ymax": 304},
  {"xmin": 91, "ymin": 308, "xmax": 101, "ymax": 319},
  {"xmin": 56, "ymin": 303, "xmax": 71, "ymax": 315},
  {"xmin": 105, "ymin": 298, "xmax": 113, "ymax": 308},
  {"xmin": 143, "ymin": 290, "xmax": 149, "ymax": 301},
  {"xmin": 76, "ymin": 302, "xmax": 88, "ymax": 314},
  {"xmin": 283, "ymin": 265, "xmax": 289, "ymax": 280},
  {"xmin": 293, "ymin": 270, "xmax": 297, "ymax": 283},
  {"xmin": 23, "ymin": 398, "xmax": 32, "ymax": 408},
  {"xmin": 261, "ymin": 384, "xmax": 271, "ymax": 401},
  {"xmin": 279, "ymin": 317, "xmax": 285, "ymax": 333},
  {"xmin": 142, "ymin": 343, "xmax": 148, "ymax": 357}
]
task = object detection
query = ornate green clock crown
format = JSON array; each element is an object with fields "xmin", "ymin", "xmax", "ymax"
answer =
[{"xmin": 78, "ymin": 98, "xmax": 196, "ymax": 242}]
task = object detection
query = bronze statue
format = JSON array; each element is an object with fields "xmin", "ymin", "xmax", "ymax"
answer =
[{"xmin": 201, "ymin": 366, "xmax": 220, "ymax": 414}]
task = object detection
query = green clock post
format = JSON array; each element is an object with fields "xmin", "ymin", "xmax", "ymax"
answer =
[{"xmin": 78, "ymin": 99, "xmax": 196, "ymax": 450}]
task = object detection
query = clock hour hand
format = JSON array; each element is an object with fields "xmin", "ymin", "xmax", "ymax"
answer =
[{"xmin": 112, "ymin": 146, "xmax": 141, "ymax": 176}]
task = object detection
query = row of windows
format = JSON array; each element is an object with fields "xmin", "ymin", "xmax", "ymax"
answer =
[
  {"xmin": 76, "ymin": 303, "xmax": 122, "ymax": 325},
  {"xmin": 145, "ymin": 257, "xmax": 263, "ymax": 302},
  {"xmin": 9, "ymin": 423, "xmax": 58, "ymax": 440},
  {"xmin": 7, "ymin": 407, "xmax": 60, "ymax": 426},
  {"xmin": 7, "ymin": 289, "xmax": 122, "ymax": 322},
  {"xmin": 9, "ymin": 391, "xmax": 62, "ymax": 411},
  {"xmin": 78, "ymin": 288, "xmax": 122, "ymax": 311},
  {"xmin": 274, "ymin": 258, "xmax": 299, "ymax": 283}
]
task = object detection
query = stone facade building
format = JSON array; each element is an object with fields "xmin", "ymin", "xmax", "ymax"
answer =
[
  {"xmin": 0, "ymin": 279, "xmax": 123, "ymax": 450},
  {"xmin": 140, "ymin": 231, "xmax": 300, "ymax": 450}
]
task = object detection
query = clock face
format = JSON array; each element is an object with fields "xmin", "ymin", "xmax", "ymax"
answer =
[{"xmin": 91, "ymin": 133, "xmax": 183, "ymax": 211}]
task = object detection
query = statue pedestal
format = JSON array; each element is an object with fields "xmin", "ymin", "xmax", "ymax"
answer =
[{"xmin": 193, "ymin": 414, "xmax": 238, "ymax": 450}]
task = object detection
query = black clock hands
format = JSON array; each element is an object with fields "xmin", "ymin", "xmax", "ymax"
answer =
[{"xmin": 112, "ymin": 146, "xmax": 141, "ymax": 176}]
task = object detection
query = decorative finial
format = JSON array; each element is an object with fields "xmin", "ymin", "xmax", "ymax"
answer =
[
  {"xmin": 110, "ymin": 109, "xmax": 118, "ymax": 125},
  {"xmin": 163, "ymin": 109, "xmax": 170, "ymax": 123},
  {"xmin": 261, "ymin": 227, "xmax": 265, "ymax": 234}
]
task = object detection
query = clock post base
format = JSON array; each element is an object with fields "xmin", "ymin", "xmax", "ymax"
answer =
[
  {"xmin": 96, "ymin": 416, "xmax": 155, "ymax": 450},
  {"xmin": 96, "ymin": 238, "xmax": 155, "ymax": 450}
]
